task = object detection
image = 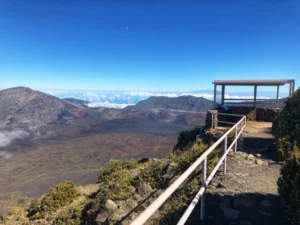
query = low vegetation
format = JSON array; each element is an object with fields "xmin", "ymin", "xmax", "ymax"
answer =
[
  {"xmin": 273, "ymin": 88, "xmax": 300, "ymax": 224},
  {"xmin": 28, "ymin": 181, "xmax": 79, "ymax": 220},
  {"xmin": 2, "ymin": 124, "xmax": 223, "ymax": 225},
  {"xmin": 173, "ymin": 126, "xmax": 203, "ymax": 151}
]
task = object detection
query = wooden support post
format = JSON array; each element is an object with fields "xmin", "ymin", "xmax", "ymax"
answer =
[
  {"xmin": 276, "ymin": 85, "xmax": 280, "ymax": 108},
  {"xmin": 292, "ymin": 81, "xmax": 295, "ymax": 94},
  {"xmin": 254, "ymin": 85, "xmax": 257, "ymax": 107},
  {"xmin": 289, "ymin": 83, "xmax": 292, "ymax": 97},
  {"xmin": 221, "ymin": 85, "xmax": 225, "ymax": 105},
  {"xmin": 214, "ymin": 84, "xmax": 217, "ymax": 103}
]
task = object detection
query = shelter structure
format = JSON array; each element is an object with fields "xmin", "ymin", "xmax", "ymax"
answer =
[{"xmin": 212, "ymin": 79, "xmax": 295, "ymax": 108}]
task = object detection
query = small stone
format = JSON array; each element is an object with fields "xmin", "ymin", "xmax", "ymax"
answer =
[
  {"xmin": 255, "ymin": 153, "xmax": 262, "ymax": 157},
  {"xmin": 260, "ymin": 200, "xmax": 272, "ymax": 207},
  {"xmin": 121, "ymin": 219, "xmax": 132, "ymax": 225},
  {"xmin": 96, "ymin": 212, "xmax": 109, "ymax": 223},
  {"xmin": 246, "ymin": 154, "xmax": 255, "ymax": 160},
  {"xmin": 239, "ymin": 152, "xmax": 248, "ymax": 157},
  {"xmin": 255, "ymin": 159, "xmax": 264, "ymax": 165},
  {"xmin": 222, "ymin": 207, "xmax": 241, "ymax": 220},
  {"xmin": 235, "ymin": 172, "xmax": 248, "ymax": 177},
  {"xmin": 105, "ymin": 199, "xmax": 118, "ymax": 212},
  {"xmin": 206, "ymin": 186, "xmax": 216, "ymax": 194}
]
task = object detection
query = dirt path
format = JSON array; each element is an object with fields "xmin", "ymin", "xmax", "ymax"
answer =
[{"xmin": 187, "ymin": 121, "xmax": 289, "ymax": 225}]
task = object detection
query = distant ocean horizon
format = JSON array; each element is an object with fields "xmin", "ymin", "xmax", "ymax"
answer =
[{"xmin": 39, "ymin": 89, "xmax": 289, "ymax": 109}]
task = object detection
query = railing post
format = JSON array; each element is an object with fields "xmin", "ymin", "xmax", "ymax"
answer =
[
  {"xmin": 240, "ymin": 119, "xmax": 242, "ymax": 133},
  {"xmin": 200, "ymin": 157, "xmax": 207, "ymax": 220},
  {"xmin": 234, "ymin": 126, "xmax": 237, "ymax": 152},
  {"xmin": 223, "ymin": 136, "xmax": 227, "ymax": 175}
]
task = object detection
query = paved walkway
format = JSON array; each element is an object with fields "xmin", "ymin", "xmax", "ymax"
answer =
[{"xmin": 187, "ymin": 121, "xmax": 290, "ymax": 225}]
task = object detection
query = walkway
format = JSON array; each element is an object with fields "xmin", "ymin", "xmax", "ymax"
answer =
[{"xmin": 187, "ymin": 121, "xmax": 290, "ymax": 225}]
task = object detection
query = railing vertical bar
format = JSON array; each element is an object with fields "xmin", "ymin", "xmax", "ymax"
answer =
[
  {"xmin": 234, "ymin": 126, "xmax": 237, "ymax": 152},
  {"xmin": 223, "ymin": 136, "xmax": 227, "ymax": 175},
  {"xmin": 131, "ymin": 115, "xmax": 246, "ymax": 225},
  {"xmin": 240, "ymin": 119, "xmax": 242, "ymax": 134},
  {"xmin": 200, "ymin": 157, "xmax": 207, "ymax": 220}
]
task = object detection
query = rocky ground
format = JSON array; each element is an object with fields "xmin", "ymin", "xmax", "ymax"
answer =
[{"xmin": 187, "ymin": 121, "xmax": 290, "ymax": 225}]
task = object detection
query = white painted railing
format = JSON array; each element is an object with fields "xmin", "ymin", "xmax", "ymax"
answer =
[{"xmin": 131, "ymin": 113, "xmax": 246, "ymax": 225}]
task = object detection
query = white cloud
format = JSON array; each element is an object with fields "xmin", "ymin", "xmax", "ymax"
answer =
[
  {"xmin": 87, "ymin": 101, "xmax": 133, "ymax": 109},
  {"xmin": 0, "ymin": 130, "xmax": 30, "ymax": 148},
  {"xmin": 182, "ymin": 93, "xmax": 214, "ymax": 99},
  {"xmin": 124, "ymin": 91, "xmax": 154, "ymax": 96},
  {"xmin": 86, "ymin": 92, "xmax": 98, "ymax": 97},
  {"xmin": 124, "ymin": 91, "xmax": 179, "ymax": 98},
  {"xmin": 223, "ymin": 94, "xmax": 270, "ymax": 100}
]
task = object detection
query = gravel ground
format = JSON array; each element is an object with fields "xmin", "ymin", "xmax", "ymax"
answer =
[{"xmin": 186, "ymin": 122, "xmax": 290, "ymax": 225}]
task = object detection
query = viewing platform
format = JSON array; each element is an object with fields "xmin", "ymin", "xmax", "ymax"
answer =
[{"xmin": 213, "ymin": 79, "xmax": 295, "ymax": 108}]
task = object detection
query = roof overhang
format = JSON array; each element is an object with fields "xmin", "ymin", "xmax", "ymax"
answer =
[{"xmin": 212, "ymin": 79, "xmax": 295, "ymax": 86}]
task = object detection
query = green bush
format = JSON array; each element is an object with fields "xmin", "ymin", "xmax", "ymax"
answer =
[
  {"xmin": 97, "ymin": 169, "xmax": 134, "ymax": 201},
  {"xmin": 273, "ymin": 88, "xmax": 300, "ymax": 159},
  {"xmin": 54, "ymin": 202, "xmax": 85, "ymax": 225},
  {"xmin": 273, "ymin": 88, "xmax": 300, "ymax": 224},
  {"xmin": 173, "ymin": 126, "xmax": 203, "ymax": 151},
  {"xmin": 278, "ymin": 158, "xmax": 300, "ymax": 225},
  {"xmin": 28, "ymin": 181, "xmax": 79, "ymax": 220},
  {"xmin": 98, "ymin": 159, "xmax": 138, "ymax": 183},
  {"xmin": 133, "ymin": 160, "xmax": 168, "ymax": 189}
]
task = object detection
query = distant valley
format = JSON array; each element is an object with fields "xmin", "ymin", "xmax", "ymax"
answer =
[{"xmin": 0, "ymin": 87, "xmax": 217, "ymax": 210}]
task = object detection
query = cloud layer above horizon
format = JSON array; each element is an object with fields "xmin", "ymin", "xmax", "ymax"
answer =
[{"xmin": 40, "ymin": 89, "xmax": 285, "ymax": 109}]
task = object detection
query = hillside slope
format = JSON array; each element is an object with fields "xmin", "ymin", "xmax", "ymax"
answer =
[
  {"xmin": 0, "ymin": 87, "xmax": 96, "ymax": 130},
  {"xmin": 124, "ymin": 95, "xmax": 217, "ymax": 112},
  {"xmin": 0, "ymin": 87, "xmax": 68, "ymax": 129}
]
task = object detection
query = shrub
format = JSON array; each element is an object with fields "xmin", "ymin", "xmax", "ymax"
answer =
[
  {"xmin": 54, "ymin": 202, "xmax": 85, "ymax": 225},
  {"xmin": 133, "ymin": 160, "xmax": 168, "ymax": 189},
  {"xmin": 28, "ymin": 181, "xmax": 79, "ymax": 220},
  {"xmin": 97, "ymin": 169, "xmax": 134, "ymax": 201},
  {"xmin": 173, "ymin": 126, "xmax": 203, "ymax": 151},
  {"xmin": 278, "ymin": 158, "xmax": 300, "ymax": 225},
  {"xmin": 98, "ymin": 159, "xmax": 138, "ymax": 183},
  {"xmin": 273, "ymin": 88, "xmax": 300, "ymax": 159},
  {"xmin": 273, "ymin": 88, "xmax": 300, "ymax": 224}
]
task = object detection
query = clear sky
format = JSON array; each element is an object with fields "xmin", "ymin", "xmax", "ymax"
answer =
[{"xmin": 0, "ymin": 0, "xmax": 299, "ymax": 91}]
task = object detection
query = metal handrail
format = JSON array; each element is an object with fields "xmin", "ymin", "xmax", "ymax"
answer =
[{"xmin": 131, "ymin": 114, "xmax": 246, "ymax": 225}]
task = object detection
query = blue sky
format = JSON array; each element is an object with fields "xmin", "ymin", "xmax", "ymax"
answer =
[{"xmin": 0, "ymin": 0, "xmax": 299, "ymax": 91}]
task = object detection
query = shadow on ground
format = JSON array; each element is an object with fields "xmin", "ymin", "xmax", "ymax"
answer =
[
  {"xmin": 186, "ymin": 192, "xmax": 290, "ymax": 225},
  {"xmin": 242, "ymin": 137, "xmax": 282, "ymax": 162}
]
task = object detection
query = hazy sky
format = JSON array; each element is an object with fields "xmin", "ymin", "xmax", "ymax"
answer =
[{"xmin": 0, "ymin": 0, "xmax": 299, "ymax": 91}]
